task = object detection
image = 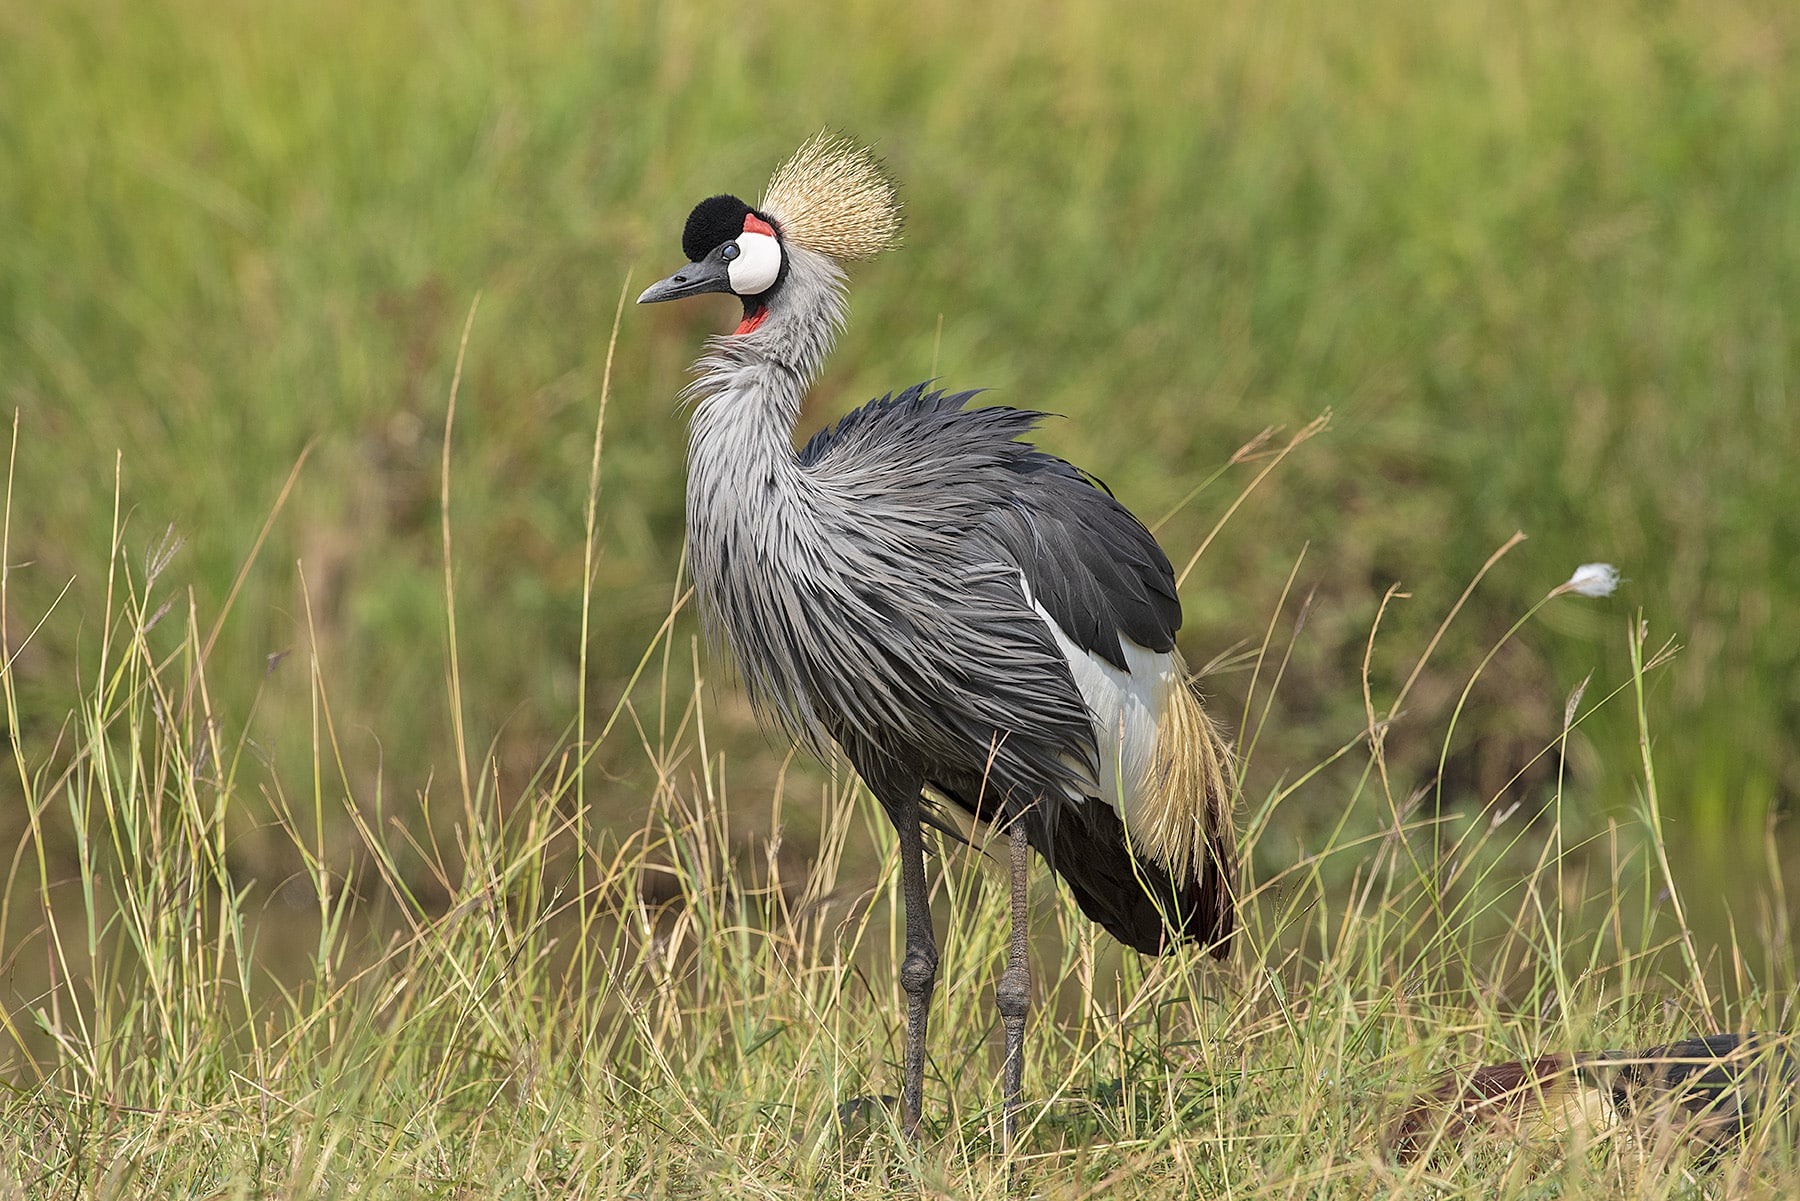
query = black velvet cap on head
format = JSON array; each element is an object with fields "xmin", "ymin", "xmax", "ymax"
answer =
[{"xmin": 683, "ymin": 194, "xmax": 753, "ymax": 262}]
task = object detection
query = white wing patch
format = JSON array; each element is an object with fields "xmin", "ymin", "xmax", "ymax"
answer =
[
  {"xmin": 1020, "ymin": 575, "xmax": 1234, "ymax": 879},
  {"xmin": 1019, "ymin": 577, "xmax": 1171, "ymax": 820}
]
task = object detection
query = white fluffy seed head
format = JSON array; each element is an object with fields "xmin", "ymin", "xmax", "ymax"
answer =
[
  {"xmin": 727, "ymin": 231, "xmax": 782, "ymax": 295},
  {"xmin": 1563, "ymin": 563, "xmax": 1622, "ymax": 598},
  {"xmin": 760, "ymin": 133, "xmax": 902, "ymax": 263}
]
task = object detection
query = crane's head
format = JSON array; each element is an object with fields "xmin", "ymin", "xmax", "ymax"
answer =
[{"xmin": 637, "ymin": 134, "xmax": 901, "ymax": 333}]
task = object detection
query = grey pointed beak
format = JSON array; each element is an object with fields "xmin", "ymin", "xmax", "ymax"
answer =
[{"xmin": 637, "ymin": 257, "xmax": 733, "ymax": 305}]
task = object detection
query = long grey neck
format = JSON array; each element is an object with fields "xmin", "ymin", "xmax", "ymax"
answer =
[
  {"xmin": 682, "ymin": 244, "xmax": 847, "ymax": 479},
  {"xmin": 682, "ymin": 246, "xmax": 849, "ymax": 658}
]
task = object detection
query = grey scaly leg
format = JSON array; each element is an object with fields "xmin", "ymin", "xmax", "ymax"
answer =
[
  {"xmin": 997, "ymin": 817, "xmax": 1032, "ymax": 1153},
  {"xmin": 895, "ymin": 786, "xmax": 938, "ymax": 1141}
]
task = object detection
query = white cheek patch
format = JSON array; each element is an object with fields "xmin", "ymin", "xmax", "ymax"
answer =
[{"xmin": 727, "ymin": 232, "xmax": 782, "ymax": 295}]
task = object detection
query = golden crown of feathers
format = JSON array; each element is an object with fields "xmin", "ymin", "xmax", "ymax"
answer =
[{"xmin": 760, "ymin": 134, "xmax": 902, "ymax": 262}]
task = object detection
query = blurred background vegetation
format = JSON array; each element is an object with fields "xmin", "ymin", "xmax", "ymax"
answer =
[{"xmin": 1, "ymin": 0, "xmax": 1795, "ymax": 946}]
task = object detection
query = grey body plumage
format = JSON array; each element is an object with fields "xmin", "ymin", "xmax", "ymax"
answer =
[{"xmin": 641, "ymin": 137, "xmax": 1236, "ymax": 1147}]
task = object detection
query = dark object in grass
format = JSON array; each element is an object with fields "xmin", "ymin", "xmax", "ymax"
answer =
[
  {"xmin": 1387, "ymin": 1032, "xmax": 1798, "ymax": 1164},
  {"xmin": 834, "ymin": 1094, "xmax": 901, "ymax": 1132}
]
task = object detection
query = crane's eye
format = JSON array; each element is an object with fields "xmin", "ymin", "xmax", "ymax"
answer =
[{"xmin": 719, "ymin": 243, "xmax": 741, "ymax": 262}]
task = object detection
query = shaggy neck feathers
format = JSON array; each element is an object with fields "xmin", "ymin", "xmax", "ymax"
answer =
[
  {"xmin": 683, "ymin": 244, "xmax": 846, "ymax": 431},
  {"xmin": 680, "ymin": 244, "xmax": 852, "ymax": 754}
]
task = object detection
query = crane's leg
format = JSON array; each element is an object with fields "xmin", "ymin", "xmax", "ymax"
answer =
[
  {"xmin": 997, "ymin": 817, "xmax": 1032, "ymax": 1153},
  {"xmin": 895, "ymin": 788, "xmax": 937, "ymax": 1141}
]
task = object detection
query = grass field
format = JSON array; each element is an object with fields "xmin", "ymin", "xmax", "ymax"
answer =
[
  {"xmin": 3, "ymin": 0, "xmax": 1798, "ymax": 1194},
  {"xmin": 1, "ymin": 509, "xmax": 1795, "ymax": 1196}
]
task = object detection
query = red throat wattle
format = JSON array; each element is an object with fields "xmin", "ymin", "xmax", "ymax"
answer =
[{"xmin": 734, "ymin": 307, "xmax": 769, "ymax": 335}]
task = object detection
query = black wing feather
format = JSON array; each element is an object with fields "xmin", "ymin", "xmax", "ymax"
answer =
[{"xmin": 981, "ymin": 451, "xmax": 1182, "ymax": 669}]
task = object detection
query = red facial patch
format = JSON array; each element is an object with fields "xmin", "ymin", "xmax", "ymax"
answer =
[
  {"xmin": 742, "ymin": 213, "xmax": 777, "ymax": 238},
  {"xmin": 734, "ymin": 306, "xmax": 769, "ymax": 336}
]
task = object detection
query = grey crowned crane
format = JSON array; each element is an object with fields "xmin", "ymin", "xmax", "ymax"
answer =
[{"xmin": 637, "ymin": 135, "xmax": 1237, "ymax": 1149}]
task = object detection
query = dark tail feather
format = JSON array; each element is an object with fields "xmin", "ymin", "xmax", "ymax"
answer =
[
  {"xmin": 1388, "ymin": 1034, "xmax": 1798, "ymax": 1164},
  {"xmin": 1046, "ymin": 797, "xmax": 1234, "ymax": 957}
]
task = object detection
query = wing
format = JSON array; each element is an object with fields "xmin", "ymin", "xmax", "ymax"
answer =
[
  {"xmin": 801, "ymin": 383, "xmax": 1182, "ymax": 671},
  {"xmin": 974, "ymin": 449, "xmax": 1181, "ymax": 670}
]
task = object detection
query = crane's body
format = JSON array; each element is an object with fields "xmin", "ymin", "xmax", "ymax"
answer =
[{"xmin": 640, "ymin": 137, "xmax": 1236, "ymax": 1148}]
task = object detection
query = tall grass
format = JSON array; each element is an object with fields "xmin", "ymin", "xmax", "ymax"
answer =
[{"xmin": 2, "ymin": 351, "xmax": 1795, "ymax": 1196}]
